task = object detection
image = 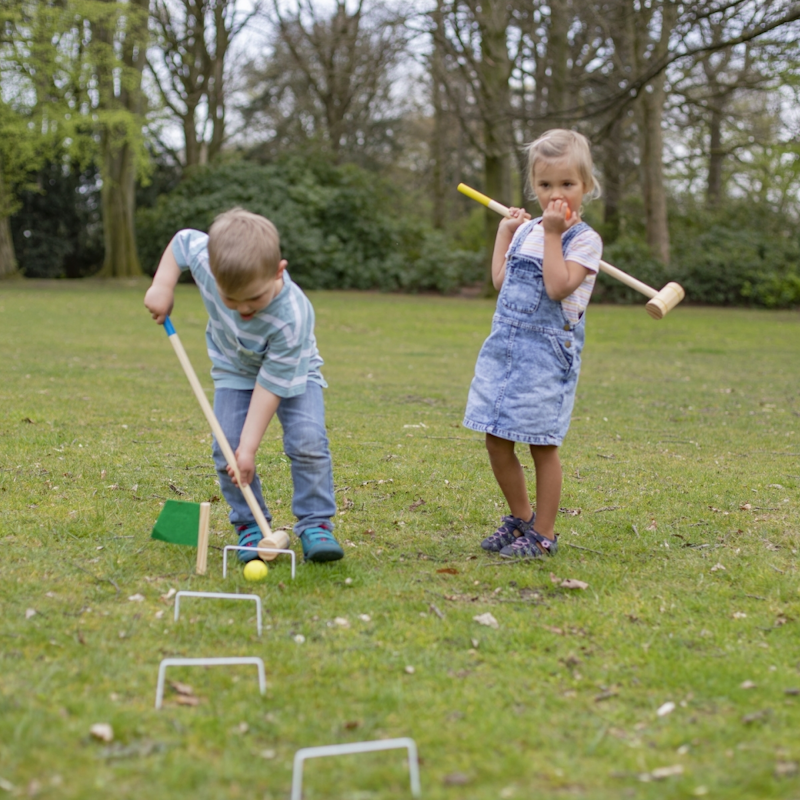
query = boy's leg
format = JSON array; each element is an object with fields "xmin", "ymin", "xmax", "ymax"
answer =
[
  {"xmin": 276, "ymin": 382, "xmax": 342, "ymax": 562},
  {"xmin": 212, "ymin": 388, "xmax": 272, "ymax": 562}
]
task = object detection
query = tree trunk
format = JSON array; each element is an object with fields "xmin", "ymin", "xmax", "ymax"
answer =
[
  {"xmin": 635, "ymin": 0, "xmax": 675, "ymax": 265},
  {"xmin": 638, "ymin": 81, "xmax": 669, "ymax": 264},
  {"xmin": 430, "ymin": 0, "xmax": 446, "ymax": 230},
  {"xmin": 707, "ymin": 105, "xmax": 724, "ymax": 208},
  {"xmin": 547, "ymin": 0, "xmax": 570, "ymax": 126},
  {"xmin": 94, "ymin": 0, "xmax": 148, "ymax": 277},
  {"xmin": 602, "ymin": 116, "xmax": 623, "ymax": 244},
  {"xmin": 99, "ymin": 132, "xmax": 142, "ymax": 277},
  {"xmin": 0, "ymin": 166, "xmax": 18, "ymax": 278},
  {"xmin": 0, "ymin": 214, "xmax": 18, "ymax": 278},
  {"xmin": 478, "ymin": 2, "xmax": 513, "ymax": 289}
]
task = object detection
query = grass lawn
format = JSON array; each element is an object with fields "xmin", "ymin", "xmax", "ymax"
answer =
[{"xmin": 1, "ymin": 280, "xmax": 799, "ymax": 800}]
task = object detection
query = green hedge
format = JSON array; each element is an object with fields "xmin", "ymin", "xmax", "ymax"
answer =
[
  {"xmin": 595, "ymin": 225, "xmax": 800, "ymax": 309},
  {"xmin": 136, "ymin": 158, "xmax": 483, "ymax": 293}
]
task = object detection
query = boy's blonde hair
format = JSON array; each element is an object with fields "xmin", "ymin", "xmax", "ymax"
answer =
[
  {"xmin": 526, "ymin": 129, "xmax": 602, "ymax": 201},
  {"xmin": 207, "ymin": 208, "xmax": 282, "ymax": 294}
]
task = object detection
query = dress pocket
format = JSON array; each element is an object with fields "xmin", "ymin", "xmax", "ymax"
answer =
[
  {"xmin": 548, "ymin": 333, "xmax": 574, "ymax": 371},
  {"xmin": 500, "ymin": 264, "xmax": 543, "ymax": 315}
]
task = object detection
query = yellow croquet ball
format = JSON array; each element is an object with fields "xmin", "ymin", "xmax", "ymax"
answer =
[{"xmin": 243, "ymin": 559, "xmax": 268, "ymax": 582}]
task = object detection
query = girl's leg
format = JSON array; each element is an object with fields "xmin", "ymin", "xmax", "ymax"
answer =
[
  {"xmin": 528, "ymin": 444, "xmax": 561, "ymax": 540},
  {"xmin": 486, "ymin": 433, "xmax": 533, "ymax": 522}
]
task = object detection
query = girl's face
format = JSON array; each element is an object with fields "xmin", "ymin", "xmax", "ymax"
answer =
[{"xmin": 532, "ymin": 158, "xmax": 587, "ymax": 218}]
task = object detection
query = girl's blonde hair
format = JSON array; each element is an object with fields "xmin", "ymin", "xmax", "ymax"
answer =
[
  {"xmin": 525, "ymin": 129, "xmax": 602, "ymax": 201},
  {"xmin": 207, "ymin": 208, "xmax": 282, "ymax": 295}
]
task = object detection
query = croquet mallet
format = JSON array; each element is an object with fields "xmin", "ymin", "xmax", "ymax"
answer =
[
  {"xmin": 162, "ymin": 317, "xmax": 290, "ymax": 560},
  {"xmin": 457, "ymin": 183, "xmax": 685, "ymax": 320}
]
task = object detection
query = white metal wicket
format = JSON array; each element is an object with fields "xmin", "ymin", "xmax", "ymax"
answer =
[
  {"xmin": 222, "ymin": 545, "xmax": 296, "ymax": 579},
  {"xmin": 154, "ymin": 656, "xmax": 266, "ymax": 709},
  {"xmin": 173, "ymin": 591, "xmax": 263, "ymax": 635},
  {"xmin": 290, "ymin": 738, "xmax": 421, "ymax": 800}
]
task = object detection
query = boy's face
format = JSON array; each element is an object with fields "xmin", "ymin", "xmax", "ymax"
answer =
[
  {"xmin": 218, "ymin": 260, "xmax": 287, "ymax": 321},
  {"xmin": 533, "ymin": 158, "xmax": 586, "ymax": 218}
]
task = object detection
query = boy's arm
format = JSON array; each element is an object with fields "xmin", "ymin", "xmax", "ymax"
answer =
[
  {"xmin": 541, "ymin": 201, "xmax": 591, "ymax": 301},
  {"xmin": 491, "ymin": 208, "xmax": 531, "ymax": 290},
  {"xmin": 228, "ymin": 384, "xmax": 281, "ymax": 487},
  {"xmin": 144, "ymin": 237, "xmax": 182, "ymax": 324}
]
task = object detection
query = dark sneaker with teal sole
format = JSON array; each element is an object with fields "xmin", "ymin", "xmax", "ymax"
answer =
[
  {"xmin": 236, "ymin": 523, "xmax": 263, "ymax": 563},
  {"xmin": 481, "ymin": 513, "xmax": 535, "ymax": 552},
  {"xmin": 499, "ymin": 529, "xmax": 558, "ymax": 559},
  {"xmin": 299, "ymin": 524, "xmax": 344, "ymax": 563}
]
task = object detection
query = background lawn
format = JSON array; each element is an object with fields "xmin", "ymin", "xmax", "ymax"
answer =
[{"xmin": 1, "ymin": 281, "xmax": 799, "ymax": 800}]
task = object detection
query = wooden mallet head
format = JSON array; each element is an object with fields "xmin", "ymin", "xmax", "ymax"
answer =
[{"xmin": 644, "ymin": 282, "xmax": 685, "ymax": 320}]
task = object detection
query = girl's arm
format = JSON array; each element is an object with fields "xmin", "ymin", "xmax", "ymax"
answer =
[
  {"xmin": 541, "ymin": 201, "xmax": 591, "ymax": 301},
  {"xmin": 491, "ymin": 208, "xmax": 531, "ymax": 290}
]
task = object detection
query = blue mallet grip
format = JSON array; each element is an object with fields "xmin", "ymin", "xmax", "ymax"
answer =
[{"xmin": 164, "ymin": 316, "xmax": 176, "ymax": 336}]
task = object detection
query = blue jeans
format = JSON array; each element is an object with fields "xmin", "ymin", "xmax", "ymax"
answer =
[{"xmin": 212, "ymin": 382, "xmax": 336, "ymax": 536}]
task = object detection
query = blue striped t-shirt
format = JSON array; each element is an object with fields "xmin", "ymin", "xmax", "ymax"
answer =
[{"xmin": 171, "ymin": 229, "xmax": 325, "ymax": 398}]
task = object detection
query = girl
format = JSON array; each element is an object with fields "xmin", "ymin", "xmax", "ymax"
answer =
[{"xmin": 463, "ymin": 129, "xmax": 602, "ymax": 558}]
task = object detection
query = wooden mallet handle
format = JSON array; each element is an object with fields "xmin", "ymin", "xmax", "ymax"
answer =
[
  {"xmin": 163, "ymin": 317, "xmax": 273, "ymax": 540},
  {"xmin": 456, "ymin": 183, "xmax": 685, "ymax": 319}
]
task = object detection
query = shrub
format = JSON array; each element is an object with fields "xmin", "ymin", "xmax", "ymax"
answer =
[
  {"xmin": 593, "ymin": 220, "xmax": 800, "ymax": 309},
  {"xmin": 135, "ymin": 158, "xmax": 483, "ymax": 293}
]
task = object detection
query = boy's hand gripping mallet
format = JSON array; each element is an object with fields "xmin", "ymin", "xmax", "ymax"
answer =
[
  {"xmin": 457, "ymin": 183, "xmax": 685, "ymax": 319},
  {"xmin": 161, "ymin": 317, "xmax": 290, "ymax": 560}
]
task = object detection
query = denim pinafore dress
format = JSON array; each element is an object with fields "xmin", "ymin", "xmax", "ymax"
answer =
[{"xmin": 463, "ymin": 219, "xmax": 591, "ymax": 446}]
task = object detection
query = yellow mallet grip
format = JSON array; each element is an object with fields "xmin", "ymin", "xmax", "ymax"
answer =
[{"xmin": 457, "ymin": 183, "xmax": 511, "ymax": 218}]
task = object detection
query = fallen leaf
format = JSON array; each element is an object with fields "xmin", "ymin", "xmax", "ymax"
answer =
[
  {"xmin": 128, "ymin": 594, "xmax": 145, "ymax": 602},
  {"xmin": 175, "ymin": 695, "xmax": 200, "ymax": 706},
  {"xmin": 334, "ymin": 617, "xmax": 350, "ymax": 628},
  {"xmin": 647, "ymin": 765, "xmax": 684, "ymax": 780},
  {"xmin": 437, "ymin": 567, "xmax": 459, "ymax": 575},
  {"xmin": 740, "ymin": 503, "xmax": 752, "ymax": 511},
  {"xmin": 90, "ymin": 723, "xmax": 114, "ymax": 743},
  {"xmin": 404, "ymin": 665, "xmax": 415, "ymax": 674},
  {"xmin": 473, "ymin": 612, "xmax": 499, "ymax": 629},
  {"xmin": 732, "ymin": 612, "xmax": 747, "ymax": 619},
  {"xmin": 358, "ymin": 614, "xmax": 371, "ymax": 622},
  {"xmin": 742, "ymin": 709, "xmax": 769, "ymax": 724},
  {"xmin": 260, "ymin": 749, "xmax": 276, "ymax": 760},
  {"xmin": 160, "ymin": 588, "xmax": 177, "ymax": 602},
  {"xmin": 646, "ymin": 520, "xmax": 658, "ymax": 531},
  {"xmin": 542, "ymin": 625, "xmax": 564, "ymax": 635},
  {"xmin": 443, "ymin": 772, "xmax": 470, "ymax": 786},
  {"xmin": 409, "ymin": 499, "xmax": 426, "ymax": 510},
  {"xmin": 740, "ymin": 680, "xmax": 757, "ymax": 689},
  {"xmin": 767, "ymin": 484, "xmax": 785, "ymax": 490},
  {"xmin": 170, "ymin": 681, "xmax": 194, "ymax": 696},
  {"xmin": 549, "ymin": 573, "xmax": 561, "ymax": 585},
  {"xmin": 595, "ymin": 690, "xmax": 619, "ymax": 702},
  {"xmin": 775, "ymin": 761, "xmax": 798, "ymax": 778},
  {"xmin": 343, "ymin": 720, "xmax": 360, "ymax": 730},
  {"xmin": 710, "ymin": 563, "xmax": 726, "ymax": 572},
  {"xmin": 25, "ymin": 608, "xmax": 37, "ymax": 619},
  {"xmin": 560, "ymin": 579, "xmax": 589, "ymax": 590},
  {"xmin": 657, "ymin": 701, "xmax": 676, "ymax": 717}
]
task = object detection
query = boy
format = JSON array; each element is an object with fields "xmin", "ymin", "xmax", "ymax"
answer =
[{"xmin": 144, "ymin": 208, "xmax": 344, "ymax": 563}]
